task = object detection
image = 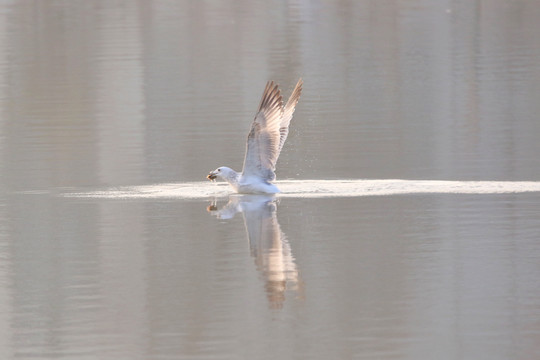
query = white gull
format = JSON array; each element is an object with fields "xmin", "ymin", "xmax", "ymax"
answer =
[{"xmin": 207, "ymin": 79, "xmax": 303, "ymax": 194}]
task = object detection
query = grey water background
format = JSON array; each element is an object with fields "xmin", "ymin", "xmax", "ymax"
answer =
[{"xmin": 0, "ymin": 1, "xmax": 540, "ymax": 359}]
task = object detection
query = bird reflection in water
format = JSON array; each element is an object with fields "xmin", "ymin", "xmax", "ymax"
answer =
[{"xmin": 207, "ymin": 195, "xmax": 302, "ymax": 309}]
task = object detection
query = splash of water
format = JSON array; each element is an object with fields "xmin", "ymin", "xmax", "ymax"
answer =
[{"xmin": 64, "ymin": 179, "xmax": 540, "ymax": 199}]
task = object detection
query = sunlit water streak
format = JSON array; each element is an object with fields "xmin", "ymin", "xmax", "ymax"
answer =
[{"xmin": 64, "ymin": 179, "xmax": 540, "ymax": 199}]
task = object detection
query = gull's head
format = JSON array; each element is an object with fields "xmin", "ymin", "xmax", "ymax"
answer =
[{"xmin": 207, "ymin": 167, "xmax": 232, "ymax": 181}]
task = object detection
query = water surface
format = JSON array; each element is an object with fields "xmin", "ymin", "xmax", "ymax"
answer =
[{"xmin": 1, "ymin": 1, "xmax": 540, "ymax": 359}]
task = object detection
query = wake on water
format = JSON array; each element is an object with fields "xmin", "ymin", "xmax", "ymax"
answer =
[{"xmin": 64, "ymin": 179, "xmax": 540, "ymax": 199}]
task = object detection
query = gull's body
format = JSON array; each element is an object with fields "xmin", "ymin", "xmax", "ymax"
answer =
[{"xmin": 208, "ymin": 79, "xmax": 303, "ymax": 194}]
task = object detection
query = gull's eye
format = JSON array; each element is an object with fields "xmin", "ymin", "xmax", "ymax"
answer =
[{"xmin": 218, "ymin": 169, "xmax": 221, "ymax": 172}]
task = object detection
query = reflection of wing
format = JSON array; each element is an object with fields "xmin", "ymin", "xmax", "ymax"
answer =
[
  {"xmin": 241, "ymin": 196, "xmax": 280, "ymax": 254},
  {"xmin": 242, "ymin": 81, "xmax": 283, "ymax": 182},
  {"xmin": 239, "ymin": 195, "xmax": 300, "ymax": 309}
]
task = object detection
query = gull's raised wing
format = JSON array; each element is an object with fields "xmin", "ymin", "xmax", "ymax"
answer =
[
  {"xmin": 277, "ymin": 78, "xmax": 303, "ymax": 156},
  {"xmin": 242, "ymin": 81, "xmax": 283, "ymax": 181}
]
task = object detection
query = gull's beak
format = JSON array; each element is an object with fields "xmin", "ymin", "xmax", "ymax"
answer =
[{"xmin": 207, "ymin": 171, "xmax": 217, "ymax": 181}]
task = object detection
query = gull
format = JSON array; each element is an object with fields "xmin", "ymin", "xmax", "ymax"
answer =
[{"xmin": 207, "ymin": 79, "xmax": 303, "ymax": 193}]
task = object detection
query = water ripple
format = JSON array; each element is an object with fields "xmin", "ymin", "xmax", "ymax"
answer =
[{"xmin": 64, "ymin": 179, "xmax": 540, "ymax": 199}]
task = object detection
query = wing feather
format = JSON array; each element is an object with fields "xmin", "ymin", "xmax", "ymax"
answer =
[
  {"xmin": 277, "ymin": 78, "xmax": 303, "ymax": 156},
  {"xmin": 242, "ymin": 79, "xmax": 302, "ymax": 181},
  {"xmin": 242, "ymin": 81, "xmax": 283, "ymax": 180}
]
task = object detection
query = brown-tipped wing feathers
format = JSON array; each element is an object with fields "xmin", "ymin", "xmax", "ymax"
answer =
[{"xmin": 242, "ymin": 79, "xmax": 302, "ymax": 181}]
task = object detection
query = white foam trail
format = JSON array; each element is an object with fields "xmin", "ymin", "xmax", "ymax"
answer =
[{"xmin": 64, "ymin": 179, "xmax": 540, "ymax": 199}]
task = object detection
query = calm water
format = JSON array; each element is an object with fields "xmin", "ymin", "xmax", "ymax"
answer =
[{"xmin": 1, "ymin": 1, "xmax": 540, "ymax": 359}]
